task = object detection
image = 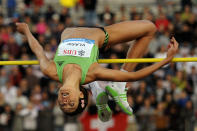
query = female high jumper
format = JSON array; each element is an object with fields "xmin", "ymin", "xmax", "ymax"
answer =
[{"xmin": 16, "ymin": 21, "xmax": 178, "ymax": 120}]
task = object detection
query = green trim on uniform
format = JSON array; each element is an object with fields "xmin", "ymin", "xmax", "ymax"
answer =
[
  {"xmin": 99, "ymin": 27, "xmax": 109, "ymax": 50},
  {"xmin": 54, "ymin": 39, "xmax": 99, "ymax": 85},
  {"xmin": 103, "ymin": 28, "xmax": 109, "ymax": 46}
]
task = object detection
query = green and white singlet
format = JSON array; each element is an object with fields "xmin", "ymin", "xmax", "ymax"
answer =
[{"xmin": 54, "ymin": 38, "xmax": 99, "ymax": 85}]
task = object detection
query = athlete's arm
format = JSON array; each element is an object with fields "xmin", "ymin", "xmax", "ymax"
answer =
[
  {"xmin": 95, "ymin": 37, "xmax": 178, "ymax": 82},
  {"xmin": 16, "ymin": 23, "xmax": 59, "ymax": 81}
]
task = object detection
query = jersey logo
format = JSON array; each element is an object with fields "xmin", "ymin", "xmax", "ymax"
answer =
[
  {"xmin": 78, "ymin": 50, "xmax": 85, "ymax": 56},
  {"xmin": 63, "ymin": 49, "xmax": 77, "ymax": 55},
  {"xmin": 57, "ymin": 38, "xmax": 95, "ymax": 57}
]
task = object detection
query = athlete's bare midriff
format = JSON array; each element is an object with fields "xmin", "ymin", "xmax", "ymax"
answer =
[{"xmin": 60, "ymin": 27, "xmax": 106, "ymax": 48}]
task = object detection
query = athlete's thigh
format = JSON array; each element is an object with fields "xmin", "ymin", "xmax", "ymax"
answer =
[{"xmin": 105, "ymin": 20, "xmax": 156, "ymax": 45}]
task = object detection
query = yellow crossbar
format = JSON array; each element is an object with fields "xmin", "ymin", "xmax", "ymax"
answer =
[
  {"xmin": 99, "ymin": 57, "xmax": 197, "ymax": 63},
  {"xmin": 0, "ymin": 58, "xmax": 196, "ymax": 65}
]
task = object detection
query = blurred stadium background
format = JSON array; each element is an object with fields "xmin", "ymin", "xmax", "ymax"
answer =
[{"xmin": 0, "ymin": 0, "xmax": 197, "ymax": 131}]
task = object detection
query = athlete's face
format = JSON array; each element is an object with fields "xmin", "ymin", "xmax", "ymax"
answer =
[{"xmin": 58, "ymin": 87, "xmax": 82, "ymax": 113}]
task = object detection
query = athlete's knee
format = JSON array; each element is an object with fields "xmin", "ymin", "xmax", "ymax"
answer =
[{"xmin": 144, "ymin": 20, "xmax": 157, "ymax": 35}]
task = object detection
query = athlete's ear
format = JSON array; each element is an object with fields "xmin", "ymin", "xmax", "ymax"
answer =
[
  {"xmin": 79, "ymin": 90, "xmax": 84, "ymax": 99},
  {"xmin": 79, "ymin": 85, "xmax": 86, "ymax": 98}
]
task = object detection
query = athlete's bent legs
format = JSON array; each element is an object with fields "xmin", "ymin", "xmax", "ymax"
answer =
[
  {"xmin": 105, "ymin": 20, "xmax": 157, "ymax": 71},
  {"xmin": 122, "ymin": 23, "xmax": 156, "ymax": 71},
  {"xmin": 104, "ymin": 20, "xmax": 156, "ymax": 115}
]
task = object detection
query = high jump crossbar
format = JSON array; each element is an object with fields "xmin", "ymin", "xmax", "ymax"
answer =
[{"xmin": 0, "ymin": 58, "xmax": 196, "ymax": 65}]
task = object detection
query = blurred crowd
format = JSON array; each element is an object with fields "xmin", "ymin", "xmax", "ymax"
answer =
[{"xmin": 0, "ymin": 0, "xmax": 197, "ymax": 131}]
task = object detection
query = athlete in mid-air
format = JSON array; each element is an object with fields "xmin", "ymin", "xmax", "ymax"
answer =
[{"xmin": 16, "ymin": 21, "xmax": 178, "ymax": 121}]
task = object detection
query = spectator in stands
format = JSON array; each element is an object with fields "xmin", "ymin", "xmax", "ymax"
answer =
[
  {"xmin": 19, "ymin": 78, "xmax": 30, "ymax": 97},
  {"xmin": 0, "ymin": 92, "xmax": 5, "ymax": 113},
  {"xmin": 23, "ymin": 0, "xmax": 32, "ymax": 7},
  {"xmin": 154, "ymin": 45, "xmax": 167, "ymax": 58},
  {"xmin": 59, "ymin": 7, "xmax": 70, "ymax": 24},
  {"xmin": 0, "ymin": 15, "xmax": 3, "ymax": 26},
  {"xmin": 155, "ymin": 79, "xmax": 167, "ymax": 102},
  {"xmin": 137, "ymin": 98, "xmax": 155, "ymax": 131},
  {"xmin": 41, "ymin": 91, "xmax": 51, "ymax": 109},
  {"xmin": 0, "ymin": 26, "xmax": 10, "ymax": 44},
  {"xmin": 48, "ymin": 81, "xmax": 58, "ymax": 102},
  {"xmin": 164, "ymin": 93, "xmax": 175, "ymax": 114},
  {"xmin": 142, "ymin": 6, "xmax": 152, "ymax": 20},
  {"xmin": 53, "ymin": 101, "xmax": 64, "ymax": 131},
  {"xmin": 135, "ymin": 81, "xmax": 150, "ymax": 98},
  {"xmin": 154, "ymin": 102, "xmax": 168, "ymax": 131},
  {"xmin": 45, "ymin": 5, "xmax": 55, "ymax": 22},
  {"xmin": 77, "ymin": 17, "xmax": 86, "ymax": 26},
  {"xmin": 12, "ymin": 103, "xmax": 23, "ymax": 131},
  {"xmin": 98, "ymin": 5, "xmax": 115, "ymax": 25},
  {"xmin": 33, "ymin": 0, "xmax": 44, "ymax": 7},
  {"xmin": 181, "ymin": 0, "xmax": 192, "ymax": 11},
  {"xmin": 181, "ymin": 5, "xmax": 193, "ymax": 22},
  {"xmin": 172, "ymin": 70, "xmax": 187, "ymax": 90},
  {"xmin": 177, "ymin": 90, "xmax": 189, "ymax": 108},
  {"xmin": 0, "ymin": 80, "xmax": 17, "ymax": 108},
  {"xmin": 36, "ymin": 17, "xmax": 47, "ymax": 35},
  {"xmin": 0, "ymin": 104, "xmax": 14, "ymax": 131},
  {"xmin": 14, "ymin": 88, "xmax": 28, "ymax": 108},
  {"xmin": 185, "ymin": 13, "xmax": 197, "ymax": 36},
  {"xmin": 7, "ymin": 36, "xmax": 20, "ymax": 58},
  {"xmin": 116, "ymin": 4, "xmax": 129, "ymax": 22},
  {"xmin": 181, "ymin": 100, "xmax": 195, "ymax": 131},
  {"xmin": 7, "ymin": 0, "xmax": 16, "ymax": 18},
  {"xmin": 162, "ymin": 74, "xmax": 172, "ymax": 92},
  {"xmin": 83, "ymin": 0, "xmax": 97, "ymax": 26},
  {"xmin": 167, "ymin": 103, "xmax": 181, "ymax": 130},
  {"xmin": 0, "ymin": 68, "xmax": 8, "ymax": 87},
  {"xmin": 149, "ymin": 93, "xmax": 157, "ymax": 108},
  {"xmin": 9, "ymin": 66, "xmax": 22, "ymax": 86},
  {"xmin": 20, "ymin": 103, "xmax": 38, "ymax": 131},
  {"xmin": 187, "ymin": 66, "xmax": 197, "ymax": 88},
  {"xmin": 30, "ymin": 85, "xmax": 42, "ymax": 108},
  {"xmin": 49, "ymin": 37, "xmax": 58, "ymax": 53},
  {"xmin": 157, "ymin": 30, "xmax": 171, "ymax": 48},
  {"xmin": 25, "ymin": 66, "xmax": 39, "ymax": 89},
  {"xmin": 132, "ymin": 94, "xmax": 144, "ymax": 114},
  {"xmin": 30, "ymin": 6, "xmax": 41, "ymax": 24},
  {"xmin": 129, "ymin": 6, "xmax": 138, "ymax": 20},
  {"xmin": 155, "ymin": 12, "xmax": 169, "ymax": 32}
]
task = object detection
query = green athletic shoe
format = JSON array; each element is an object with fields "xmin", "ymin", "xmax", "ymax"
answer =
[
  {"xmin": 105, "ymin": 83, "xmax": 133, "ymax": 115},
  {"xmin": 89, "ymin": 82, "xmax": 112, "ymax": 122},
  {"xmin": 96, "ymin": 92, "xmax": 112, "ymax": 122}
]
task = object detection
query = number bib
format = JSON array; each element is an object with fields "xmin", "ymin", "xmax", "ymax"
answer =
[{"xmin": 57, "ymin": 38, "xmax": 95, "ymax": 57}]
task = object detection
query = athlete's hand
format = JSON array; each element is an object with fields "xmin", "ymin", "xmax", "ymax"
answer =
[
  {"xmin": 16, "ymin": 22, "xmax": 30, "ymax": 35},
  {"xmin": 166, "ymin": 37, "xmax": 179, "ymax": 60}
]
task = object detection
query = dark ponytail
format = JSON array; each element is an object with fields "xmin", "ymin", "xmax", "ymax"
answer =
[{"xmin": 64, "ymin": 86, "xmax": 88, "ymax": 116}]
